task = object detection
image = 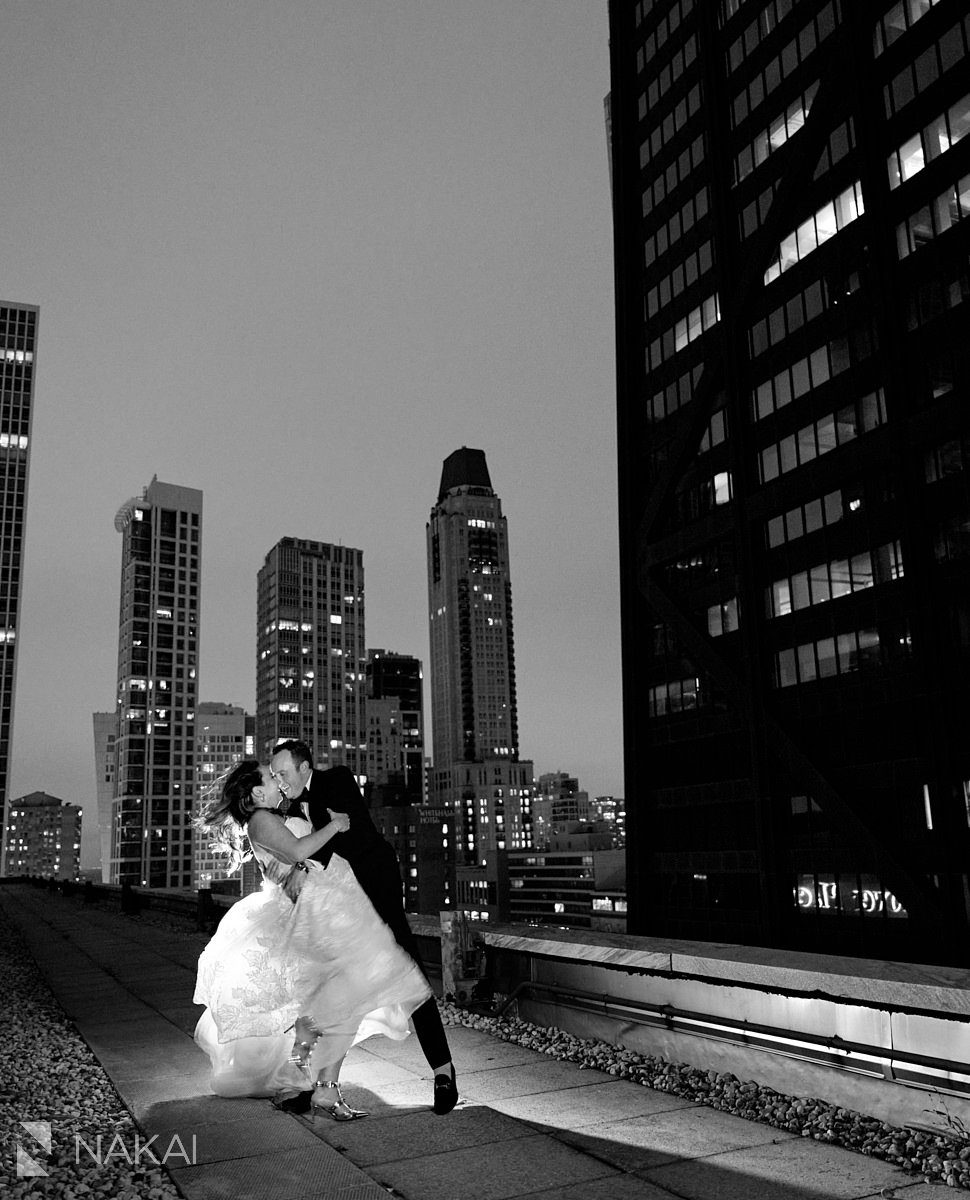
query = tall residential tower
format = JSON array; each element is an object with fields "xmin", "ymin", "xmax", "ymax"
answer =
[
  {"xmin": 0, "ymin": 303, "xmax": 36, "ymax": 878},
  {"xmin": 609, "ymin": 0, "xmax": 970, "ymax": 963},
  {"xmin": 112, "ymin": 478, "xmax": 202, "ymax": 887},
  {"xmin": 256, "ymin": 538, "xmax": 366, "ymax": 776},
  {"xmin": 427, "ymin": 448, "xmax": 532, "ymax": 915}
]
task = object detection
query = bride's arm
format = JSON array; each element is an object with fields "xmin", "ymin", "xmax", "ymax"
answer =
[{"xmin": 248, "ymin": 809, "xmax": 349, "ymax": 865}]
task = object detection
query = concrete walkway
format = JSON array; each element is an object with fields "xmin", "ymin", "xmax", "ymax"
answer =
[{"xmin": 1, "ymin": 885, "xmax": 950, "ymax": 1200}]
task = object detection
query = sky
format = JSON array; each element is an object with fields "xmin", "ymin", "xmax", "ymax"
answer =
[{"xmin": 0, "ymin": 0, "xmax": 619, "ymax": 870}]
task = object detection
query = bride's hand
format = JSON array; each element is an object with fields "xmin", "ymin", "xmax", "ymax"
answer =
[{"xmin": 327, "ymin": 810, "xmax": 350, "ymax": 833}]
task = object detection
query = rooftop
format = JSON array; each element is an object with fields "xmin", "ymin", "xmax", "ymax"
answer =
[{"xmin": 1, "ymin": 882, "xmax": 954, "ymax": 1200}]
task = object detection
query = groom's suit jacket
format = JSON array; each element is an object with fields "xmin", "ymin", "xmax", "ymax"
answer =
[{"xmin": 302, "ymin": 766, "xmax": 425, "ymax": 970}]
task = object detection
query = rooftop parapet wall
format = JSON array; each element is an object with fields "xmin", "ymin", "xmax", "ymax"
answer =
[
  {"xmin": 476, "ymin": 923, "xmax": 970, "ymax": 1018},
  {"xmin": 467, "ymin": 922, "xmax": 970, "ymax": 1130}
]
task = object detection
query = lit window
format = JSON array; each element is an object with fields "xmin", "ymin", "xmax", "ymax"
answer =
[{"xmin": 714, "ymin": 472, "xmax": 732, "ymax": 505}]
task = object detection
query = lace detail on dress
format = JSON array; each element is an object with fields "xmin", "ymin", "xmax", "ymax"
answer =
[{"xmin": 194, "ymin": 891, "xmax": 301, "ymax": 1041}]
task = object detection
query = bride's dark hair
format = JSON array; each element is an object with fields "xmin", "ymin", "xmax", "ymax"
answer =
[{"xmin": 194, "ymin": 759, "xmax": 265, "ymax": 873}]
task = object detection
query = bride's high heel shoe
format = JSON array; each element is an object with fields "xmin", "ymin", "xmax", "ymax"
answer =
[
  {"xmin": 286, "ymin": 1016, "xmax": 322, "ymax": 1081},
  {"xmin": 311, "ymin": 1080, "xmax": 366, "ymax": 1122}
]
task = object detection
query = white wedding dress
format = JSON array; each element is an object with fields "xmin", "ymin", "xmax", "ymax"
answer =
[{"xmin": 193, "ymin": 817, "xmax": 431, "ymax": 1097}]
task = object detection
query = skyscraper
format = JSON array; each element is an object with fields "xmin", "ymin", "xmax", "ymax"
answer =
[
  {"xmin": 0, "ymin": 303, "xmax": 36, "ymax": 879},
  {"xmin": 256, "ymin": 538, "xmax": 366, "ymax": 776},
  {"xmin": 195, "ymin": 701, "xmax": 254, "ymax": 891},
  {"xmin": 428, "ymin": 449, "xmax": 518, "ymax": 775},
  {"xmin": 112, "ymin": 478, "xmax": 202, "ymax": 887},
  {"xmin": 365, "ymin": 648, "xmax": 425, "ymax": 805},
  {"xmin": 427, "ymin": 449, "xmax": 533, "ymax": 915},
  {"xmin": 609, "ymin": 0, "xmax": 970, "ymax": 963},
  {"xmin": 92, "ymin": 711, "xmax": 118, "ymax": 881}
]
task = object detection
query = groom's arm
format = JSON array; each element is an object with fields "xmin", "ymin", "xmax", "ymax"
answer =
[{"xmin": 319, "ymin": 765, "xmax": 366, "ymax": 816}]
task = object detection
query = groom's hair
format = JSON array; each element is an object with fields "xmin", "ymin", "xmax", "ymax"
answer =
[{"xmin": 273, "ymin": 738, "xmax": 313, "ymax": 769}]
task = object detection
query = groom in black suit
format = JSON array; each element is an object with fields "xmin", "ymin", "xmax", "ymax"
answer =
[{"xmin": 270, "ymin": 738, "xmax": 458, "ymax": 1116}]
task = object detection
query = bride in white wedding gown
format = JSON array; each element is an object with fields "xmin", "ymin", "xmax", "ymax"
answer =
[{"xmin": 193, "ymin": 760, "xmax": 430, "ymax": 1120}]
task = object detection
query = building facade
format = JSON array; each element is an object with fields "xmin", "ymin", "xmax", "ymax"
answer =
[
  {"xmin": 365, "ymin": 648, "xmax": 425, "ymax": 804},
  {"xmin": 426, "ymin": 448, "xmax": 533, "ymax": 907},
  {"xmin": 0, "ymin": 303, "xmax": 36, "ymax": 878},
  {"xmin": 195, "ymin": 702, "xmax": 254, "ymax": 892},
  {"xmin": 111, "ymin": 478, "xmax": 202, "ymax": 887},
  {"xmin": 590, "ymin": 794, "xmax": 627, "ymax": 848},
  {"xmin": 92, "ymin": 711, "xmax": 118, "ymax": 882},
  {"xmin": 532, "ymin": 772, "xmax": 590, "ymax": 850},
  {"xmin": 4, "ymin": 791, "xmax": 81, "ymax": 879},
  {"xmin": 507, "ymin": 837, "xmax": 626, "ymax": 931},
  {"xmin": 609, "ymin": 0, "xmax": 970, "ymax": 963},
  {"xmin": 372, "ymin": 802, "xmax": 456, "ymax": 914},
  {"xmin": 256, "ymin": 538, "xmax": 366, "ymax": 775}
]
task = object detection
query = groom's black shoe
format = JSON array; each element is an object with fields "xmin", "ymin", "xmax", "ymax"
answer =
[
  {"xmin": 433, "ymin": 1065, "xmax": 458, "ymax": 1115},
  {"xmin": 275, "ymin": 1090, "xmax": 312, "ymax": 1115}
]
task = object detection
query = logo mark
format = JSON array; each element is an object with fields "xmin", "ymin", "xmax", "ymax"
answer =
[{"xmin": 17, "ymin": 1121, "xmax": 51, "ymax": 1177}]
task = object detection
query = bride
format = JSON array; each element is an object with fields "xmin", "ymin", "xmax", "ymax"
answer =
[{"xmin": 193, "ymin": 759, "xmax": 431, "ymax": 1120}]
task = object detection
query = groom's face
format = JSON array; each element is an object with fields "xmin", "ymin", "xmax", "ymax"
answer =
[{"xmin": 271, "ymin": 750, "xmax": 309, "ymax": 798}]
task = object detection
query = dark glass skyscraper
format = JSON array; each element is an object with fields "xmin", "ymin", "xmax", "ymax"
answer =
[
  {"xmin": 365, "ymin": 648, "xmax": 425, "ymax": 804},
  {"xmin": 609, "ymin": 0, "xmax": 970, "ymax": 963},
  {"xmin": 0, "ymin": 303, "xmax": 35, "ymax": 878}
]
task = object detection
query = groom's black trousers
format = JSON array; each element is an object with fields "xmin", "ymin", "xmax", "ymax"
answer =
[{"xmin": 342, "ymin": 840, "xmax": 452, "ymax": 1071}]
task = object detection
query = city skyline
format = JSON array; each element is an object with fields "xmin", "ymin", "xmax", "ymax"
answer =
[{"xmin": 0, "ymin": 1, "xmax": 619, "ymax": 871}]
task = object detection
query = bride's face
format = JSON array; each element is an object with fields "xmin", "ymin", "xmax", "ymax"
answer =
[{"xmin": 251, "ymin": 765, "xmax": 283, "ymax": 810}]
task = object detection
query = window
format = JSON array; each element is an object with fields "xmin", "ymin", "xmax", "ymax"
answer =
[
  {"xmin": 759, "ymin": 392, "xmax": 886, "ymax": 483},
  {"xmin": 766, "ymin": 545, "xmax": 902, "ymax": 618},
  {"xmin": 874, "ymin": 0, "xmax": 942, "ymax": 56},
  {"xmin": 775, "ymin": 625, "xmax": 911, "ymax": 688},
  {"xmin": 888, "ymin": 93, "xmax": 970, "ymax": 189},
  {"xmin": 765, "ymin": 184, "xmax": 864, "ymax": 284},
  {"xmin": 707, "ymin": 597, "xmax": 739, "ymax": 636}
]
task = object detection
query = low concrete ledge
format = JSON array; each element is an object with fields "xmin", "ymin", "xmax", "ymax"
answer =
[{"xmin": 473, "ymin": 921, "xmax": 970, "ymax": 1019}]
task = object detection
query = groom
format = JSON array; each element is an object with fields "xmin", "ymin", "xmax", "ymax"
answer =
[{"xmin": 270, "ymin": 738, "xmax": 459, "ymax": 1116}]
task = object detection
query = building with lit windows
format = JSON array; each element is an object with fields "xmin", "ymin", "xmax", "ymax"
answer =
[
  {"xmin": 365, "ymin": 648, "xmax": 425, "ymax": 805},
  {"xmin": 3, "ymin": 791, "xmax": 81, "ymax": 879},
  {"xmin": 508, "ymin": 836, "xmax": 626, "ymax": 931},
  {"xmin": 92, "ymin": 711, "xmax": 118, "ymax": 881},
  {"xmin": 591, "ymin": 794, "xmax": 627, "ymax": 847},
  {"xmin": 111, "ymin": 478, "xmax": 201, "ymax": 887},
  {"xmin": 0, "ymin": 303, "xmax": 36, "ymax": 879},
  {"xmin": 195, "ymin": 702, "xmax": 254, "ymax": 892},
  {"xmin": 532, "ymin": 772, "xmax": 590, "ymax": 849},
  {"xmin": 372, "ymin": 803, "xmax": 456, "ymax": 914},
  {"xmin": 609, "ymin": 0, "xmax": 970, "ymax": 964},
  {"xmin": 256, "ymin": 538, "xmax": 366, "ymax": 776},
  {"xmin": 426, "ymin": 449, "xmax": 533, "ymax": 917}
]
